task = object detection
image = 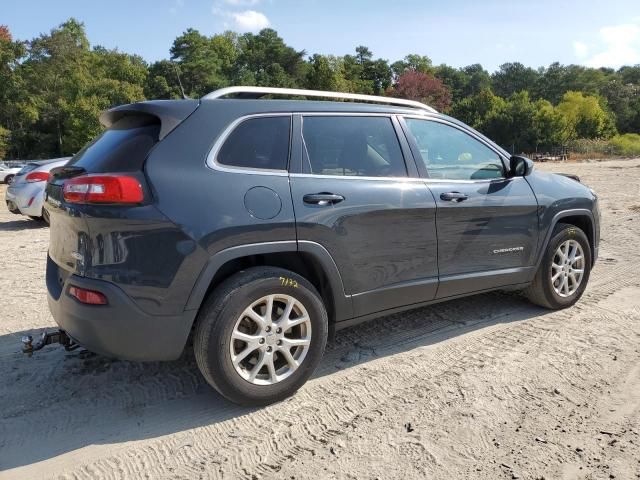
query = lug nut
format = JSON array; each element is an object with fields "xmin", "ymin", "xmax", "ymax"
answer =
[
  {"xmin": 265, "ymin": 326, "xmax": 271, "ymax": 333},
  {"xmin": 259, "ymin": 338, "xmax": 265, "ymax": 344},
  {"xmin": 276, "ymin": 327, "xmax": 282, "ymax": 334},
  {"xmin": 277, "ymin": 340, "xmax": 282, "ymax": 346},
  {"xmin": 266, "ymin": 346, "xmax": 273, "ymax": 352}
]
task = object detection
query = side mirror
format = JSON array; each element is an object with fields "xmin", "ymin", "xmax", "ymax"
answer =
[{"xmin": 509, "ymin": 155, "xmax": 534, "ymax": 177}]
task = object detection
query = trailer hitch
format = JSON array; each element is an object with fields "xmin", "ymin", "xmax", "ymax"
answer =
[{"xmin": 21, "ymin": 330, "xmax": 80, "ymax": 357}]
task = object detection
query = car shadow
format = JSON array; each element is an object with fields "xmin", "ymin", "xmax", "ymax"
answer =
[
  {"xmin": 0, "ymin": 291, "xmax": 547, "ymax": 472},
  {"xmin": 0, "ymin": 218, "xmax": 47, "ymax": 231}
]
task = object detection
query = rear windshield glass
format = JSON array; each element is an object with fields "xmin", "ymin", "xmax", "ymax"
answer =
[
  {"xmin": 16, "ymin": 163, "xmax": 41, "ymax": 176},
  {"xmin": 67, "ymin": 115, "xmax": 160, "ymax": 172}
]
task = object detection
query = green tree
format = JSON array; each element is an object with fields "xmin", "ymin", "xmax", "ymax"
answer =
[
  {"xmin": 557, "ymin": 91, "xmax": 616, "ymax": 140},
  {"xmin": 482, "ymin": 91, "xmax": 537, "ymax": 152},
  {"xmin": 532, "ymin": 99, "xmax": 569, "ymax": 149},
  {"xmin": 600, "ymin": 79, "xmax": 638, "ymax": 132},
  {"xmin": 391, "ymin": 54, "xmax": 433, "ymax": 78},
  {"xmin": 20, "ymin": 18, "xmax": 92, "ymax": 156},
  {"xmin": 341, "ymin": 54, "xmax": 372, "ymax": 93},
  {"xmin": 450, "ymin": 88, "xmax": 505, "ymax": 130},
  {"xmin": 618, "ymin": 65, "xmax": 640, "ymax": 85},
  {"xmin": 0, "ymin": 25, "xmax": 27, "ymax": 158},
  {"xmin": 0, "ymin": 125, "xmax": 9, "ymax": 158},
  {"xmin": 352, "ymin": 46, "xmax": 392, "ymax": 94},
  {"xmin": 306, "ymin": 54, "xmax": 340, "ymax": 91},
  {"xmin": 491, "ymin": 62, "xmax": 540, "ymax": 98},
  {"xmin": 145, "ymin": 60, "xmax": 184, "ymax": 99},
  {"xmin": 460, "ymin": 64, "xmax": 491, "ymax": 97},
  {"xmin": 169, "ymin": 29, "xmax": 239, "ymax": 96},
  {"xmin": 236, "ymin": 28, "xmax": 305, "ymax": 87},
  {"xmin": 433, "ymin": 64, "xmax": 469, "ymax": 101}
]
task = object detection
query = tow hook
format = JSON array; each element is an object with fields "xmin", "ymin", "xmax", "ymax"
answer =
[{"xmin": 21, "ymin": 330, "xmax": 80, "ymax": 357}]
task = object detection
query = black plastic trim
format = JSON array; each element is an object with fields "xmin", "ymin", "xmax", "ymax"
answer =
[{"xmin": 536, "ymin": 209, "xmax": 596, "ymax": 268}]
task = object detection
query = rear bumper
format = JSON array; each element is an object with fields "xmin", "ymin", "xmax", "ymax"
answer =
[
  {"xmin": 8, "ymin": 182, "xmax": 45, "ymax": 217},
  {"xmin": 46, "ymin": 255, "xmax": 196, "ymax": 361},
  {"xmin": 5, "ymin": 188, "xmax": 20, "ymax": 214}
]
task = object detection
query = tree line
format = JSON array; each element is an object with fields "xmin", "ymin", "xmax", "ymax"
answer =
[{"xmin": 1, "ymin": 18, "xmax": 639, "ymax": 160}]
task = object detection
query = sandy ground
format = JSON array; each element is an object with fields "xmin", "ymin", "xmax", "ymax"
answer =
[{"xmin": 0, "ymin": 159, "xmax": 639, "ymax": 480}]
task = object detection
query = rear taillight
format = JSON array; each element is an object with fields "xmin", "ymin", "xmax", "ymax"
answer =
[
  {"xmin": 63, "ymin": 175, "xmax": 144, "ymax": 204},
  {"xmin": 69, "ymin": 286, "xmax": 108, "ymax": 305},
  {"xmin": 25, "ymin": 171, "xmax": 50, "ymax": 183}
]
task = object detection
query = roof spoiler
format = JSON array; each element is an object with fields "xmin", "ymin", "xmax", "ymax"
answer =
[{"xmin": 100, "ymin": 99, "xmax": 200, "ymax": 140}]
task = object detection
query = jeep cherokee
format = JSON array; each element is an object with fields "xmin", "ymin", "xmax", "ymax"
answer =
[{"xmin": 43, "ymin": 86, "xmax": 600, "ymax": 406}]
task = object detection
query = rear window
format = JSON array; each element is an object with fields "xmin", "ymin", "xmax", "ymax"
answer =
[
  {"xmin": 67, "ymin": 115, "xmax": 160, "ymax": 172},
  {"xmin": 16, "ymin": 163, "xmax": 41, "ymax": 176}
]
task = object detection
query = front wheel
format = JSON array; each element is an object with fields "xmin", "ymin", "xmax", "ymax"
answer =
[
  {"xmin": 194, "ymin": 267, "xmax": 328, "ymax": 406},
  {"xmin": 525, "ymin": 223, "xmax": 592, "ymax": 309}
]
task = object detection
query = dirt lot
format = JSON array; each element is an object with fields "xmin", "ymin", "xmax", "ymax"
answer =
[{"xmin": 1, "ymin": 159, "xmax": 639, "ymax": 480}]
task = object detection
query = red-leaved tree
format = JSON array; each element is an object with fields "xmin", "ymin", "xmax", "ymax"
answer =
[
  {"xmin": 0, "ymin": 25, "xmax": 11, "ymax": 42},
  {"xmin": 388, "ymin": 70, "xmax": 452, "ymax": 112}
]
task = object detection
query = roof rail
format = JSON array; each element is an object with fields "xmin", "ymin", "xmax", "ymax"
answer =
[{"xmin": 201, "ymin": 86, "xmax": 437, "ymax": 113}]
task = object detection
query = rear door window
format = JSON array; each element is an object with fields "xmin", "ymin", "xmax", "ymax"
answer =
[
  {"xmin": 301, "ymin": 116, "xmax": 407, "ymax": 177},
  {"xmin": 67, "ymin": 115, "xmax": 160, "ymax": 172}
]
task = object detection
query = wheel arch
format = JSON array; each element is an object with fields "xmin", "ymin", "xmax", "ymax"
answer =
[
  {"xmin": 538, "ymin": 209, "xmax": 596, "ymax": 267},
  {"xmin": 185, "ymin": 241, "xmax": 353, "ymax": 325}
]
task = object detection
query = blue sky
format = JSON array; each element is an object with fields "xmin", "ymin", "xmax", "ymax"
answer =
[{"xmin": 4, "ymin": 0, "xmax": 640, "ymax": 72}]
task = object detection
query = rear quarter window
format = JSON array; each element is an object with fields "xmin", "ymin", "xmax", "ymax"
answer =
[
  {"xmin": 216, "ymin": 116, "xmax": 291, "ymax": 171},
  {"xmin": 67, "ymin": 115, "xmax": 160, "ymax": 173}
]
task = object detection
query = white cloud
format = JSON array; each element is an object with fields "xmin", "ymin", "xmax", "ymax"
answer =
[
  {"xmin": 231, "ymin": 10, "xmax": 270, "ymax": 31},
  {"xmin": 580, "ymin": 22, "xmax": 640, "ymax": 68},
  {"xmin": 573, "ymin": 41, "xmax": 588, "ymax": 59},
  {"xmin": 224, "ymin": 0, "xmax": 261, "ymax": 5},
  {"xmin": 169, "ymin": 0, "xmax": 185, "ymax": 15}
]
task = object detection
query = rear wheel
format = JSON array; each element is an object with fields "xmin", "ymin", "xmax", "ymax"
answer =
[
  {"xmin": 194, "ymin": 267, "xmax": 328, "ymax": 406},
  {"xmin": 4, "ymin": 174, "xmax": 14, "ymax": 184},
  {"xmin": 525, "ymin": 223, "xmax": 591, "ymax": 309}
]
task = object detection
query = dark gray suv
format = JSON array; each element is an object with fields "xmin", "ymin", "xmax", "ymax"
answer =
[{"xmin": 43, "ymin": 87, "xmax": 600, "ymax": 405}]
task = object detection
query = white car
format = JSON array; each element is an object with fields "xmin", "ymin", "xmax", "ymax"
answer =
[
  {"xmin": 5, "ymin": 158, "xmax": 71, "ymax": 222},
  {"xmin": 0, "ymin": 165, "xmax": 22, "ymax": 184}
]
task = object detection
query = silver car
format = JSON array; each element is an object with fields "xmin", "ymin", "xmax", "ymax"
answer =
[
  {"xmin": 0, "ymin": 164, "xmax": 23, "ymax": 184},
  {"xmin": 5, "ymin": 158, "xmax": 70, "ymax": 222}
]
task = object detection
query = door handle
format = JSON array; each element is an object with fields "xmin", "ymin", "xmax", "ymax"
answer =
[
  {"xmin": 303, "ymin": 193, "xmax": 345, "ymax": 206},
  {"xmin": 440, "ymin": 191, "xmax": 469, "ymax": 202}
]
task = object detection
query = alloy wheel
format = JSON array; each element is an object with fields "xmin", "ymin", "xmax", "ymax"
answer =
[
  {"xmin": 551, "ymin": 239, "xmax": 585, "ymax": 297},
  {"xmin": 229, "ymin": 294, "xmax": 312, "ymax": 385}
]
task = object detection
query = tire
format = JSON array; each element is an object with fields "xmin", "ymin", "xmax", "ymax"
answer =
[
  {"xmin": 5, "ymin": 174, "xmax": 14, "ymax": 184},
  {"xmin": 42, "ymin": 208, "xmax": 50, "ymax": 225},
  {"xmin": 525, "ymin": 223, "xmax": 592, "ymax": 309},
  {"xmin": 194, "ymin": 266, "xmax": 328, "ymax": 406}
]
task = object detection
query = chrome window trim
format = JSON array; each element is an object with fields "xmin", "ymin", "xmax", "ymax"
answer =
[
  {"xmin": 290, "ymin": 173, "xmax": 425, "ymax": 182},
  {"xmin": 205, "ymin": 113, "xmax": 292, "ymax": 176},
  {"xmin": 424, "ymin": 176, "xmax": 524, "ymax": 185},
  {"xmin": 206, "ymin": 111, "xmax": 509, "ymax": 182},
  {"xmin": 401, "ymin": 115, "xmax": 510, "ymax": 180},
  {"xmin": 202, "ymin": 86, "xmax": 437, "ymax": 113},
  {"xmin": 299, "ymin": 111, "xmax": 428, "ymax": 117}
]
